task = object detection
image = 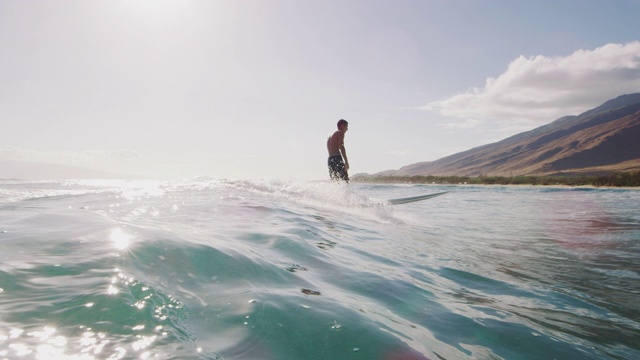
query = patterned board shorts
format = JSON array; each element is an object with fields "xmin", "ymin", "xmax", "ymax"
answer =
[{"xmin": 328, "ymin": 155, "xmax": 348, "ymax": 181}]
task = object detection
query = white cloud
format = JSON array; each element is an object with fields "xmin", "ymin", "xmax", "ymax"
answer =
[
  {"xmin": 438, "ymin": 118, "xmax": 483, "ymax": 130},
  {"xmin": 381, "ymin": 150, "xmax": 415, "ymax": 156},
  {"xmin": 425, "ymin": 42, "xmax": 640, "ymax": 129},
  {"xmin": 0, "ymin": 146, "xmax": 141, "ymax": 167}
]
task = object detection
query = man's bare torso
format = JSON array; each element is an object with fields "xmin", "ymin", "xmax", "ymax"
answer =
[{"xmin": 327, "ymin": 130, "xmax": 344, "ymax": 157}]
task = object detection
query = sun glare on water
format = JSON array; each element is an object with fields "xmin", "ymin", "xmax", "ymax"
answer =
[{"xmin": 110, "ymin": 228, "xmax": 133, "ymax": 250}]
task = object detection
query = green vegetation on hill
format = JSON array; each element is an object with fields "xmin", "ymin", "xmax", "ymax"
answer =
[{"xmin": 353, "ymin": 172, "xmax": 640, "ymax": 187}]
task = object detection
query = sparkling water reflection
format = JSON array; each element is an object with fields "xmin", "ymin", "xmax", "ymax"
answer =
[{"xmin": 0, "ymin": 180, "xmax": 638, "ymax": 359}]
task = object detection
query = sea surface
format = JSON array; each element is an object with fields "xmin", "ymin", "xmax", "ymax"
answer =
[{"xmin": 0, "ymin": 179, "xmax": 639, "ymax": 360}]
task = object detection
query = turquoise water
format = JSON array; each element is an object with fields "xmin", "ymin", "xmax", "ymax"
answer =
[{"xmin": 0, "ymin": 179, "xmax": 639, "ymax": 359}]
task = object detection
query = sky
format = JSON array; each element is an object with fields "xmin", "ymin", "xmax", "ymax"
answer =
[{"xmin": 1, "ymin": 0, "xmax": 640, "ymax": 180}]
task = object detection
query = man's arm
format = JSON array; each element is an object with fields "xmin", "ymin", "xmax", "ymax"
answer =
[{"xmin": 339, "ymin": 140, "xmax": 349, "ymax": 170}]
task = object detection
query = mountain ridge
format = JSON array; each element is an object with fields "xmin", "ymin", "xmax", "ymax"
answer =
[{"xmin": 364, "ymin": 93, "xmax": 640, "ymax": 178}]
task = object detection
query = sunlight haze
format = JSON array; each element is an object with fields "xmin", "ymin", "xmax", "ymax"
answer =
[{"xmin": 1, "ymin": 0, "xmax": 639, "ymax": 180}]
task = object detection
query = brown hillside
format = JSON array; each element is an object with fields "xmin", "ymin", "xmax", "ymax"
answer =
[{"xmin": 371, "ymin": 94, "xmax": 640, "ymax": 177}]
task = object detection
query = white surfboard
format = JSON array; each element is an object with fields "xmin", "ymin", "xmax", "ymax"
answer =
[{"xmin": 387, "ymin": 191, "xmax": 449, "ymax": 205}]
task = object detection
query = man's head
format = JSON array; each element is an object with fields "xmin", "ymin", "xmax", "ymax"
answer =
[{"xmin": 337, "ymin": 119, "xmax": 349, "ymax": 131}]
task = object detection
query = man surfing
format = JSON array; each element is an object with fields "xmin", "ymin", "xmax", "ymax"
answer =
[{"xmin": 327, "ymin": 119, "xmax": 350, "ymax": 182}]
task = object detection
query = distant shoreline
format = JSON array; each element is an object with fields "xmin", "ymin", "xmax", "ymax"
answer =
[
  {"xmin": 352, "ymin": 172, "xmax": 640, "ymax": 188},
  {"xmin": 354, "ymin": 182, "xmax": 640, "ymax": 191}
]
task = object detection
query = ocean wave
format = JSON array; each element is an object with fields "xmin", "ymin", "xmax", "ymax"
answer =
[{"xmin": 0, "ymin": 180, "xmax": 639, "ymax": 359}]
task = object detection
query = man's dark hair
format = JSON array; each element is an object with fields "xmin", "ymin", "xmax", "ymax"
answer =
[{"xmin": 337, "ymin": 119, "xmax": 348, "ymax": 128}]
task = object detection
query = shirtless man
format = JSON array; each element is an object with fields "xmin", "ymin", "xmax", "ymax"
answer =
[{"xmin": 327, "ymin": 119, "xmax": 349, "ymax": 181}]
